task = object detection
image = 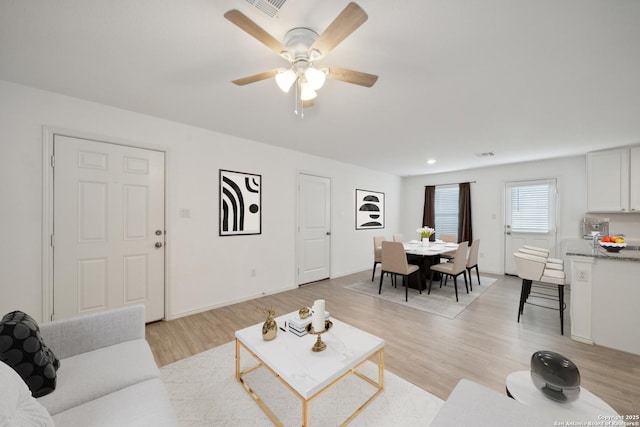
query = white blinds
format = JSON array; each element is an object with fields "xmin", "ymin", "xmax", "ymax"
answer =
[
  {"xmin": 510, "ymin": 184, "xmax": 550, "ymax": 233},
  {"xmin": 434, "ymin": 185, "xmax": 459, "ymax": 237}
]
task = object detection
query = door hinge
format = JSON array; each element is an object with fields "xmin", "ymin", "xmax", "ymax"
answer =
[
  {"xmin": 50, "ymin": 313, "xmax": 55, "ymax": 321},
  {"xmin": 50, "ymin": 155, "xmax": 55, "ymax": 168}
]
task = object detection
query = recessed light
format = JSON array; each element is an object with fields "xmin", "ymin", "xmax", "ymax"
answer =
[{"xmin": 427, "ymin": 159, "xmax": 437, "ymax": 165}]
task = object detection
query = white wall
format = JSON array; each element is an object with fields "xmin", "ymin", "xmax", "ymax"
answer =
[
  {"xmin": 401, "ymin": 156, "xmax": 589, "ymax": 274},
  {"xmin": 0, "ymin": 80, "xmax": 401, "ymax": 321}
]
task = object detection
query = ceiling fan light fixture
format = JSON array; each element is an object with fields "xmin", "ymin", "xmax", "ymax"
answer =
[
  {"xmin": 275, "ymin": 69, "xmax": 297, "ymax": 93},
  {"xmin": 300, "ymin": 83, "xmax": 317, "ymax": 101},
  {"xmin": 304, "ymin": 67, "xmax": 326, "ymax": 91}
]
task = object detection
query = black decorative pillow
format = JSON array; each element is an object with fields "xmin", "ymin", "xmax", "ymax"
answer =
[{"xmin": 0, "ymin": 311, "xmax": 60, "ymax": 397}]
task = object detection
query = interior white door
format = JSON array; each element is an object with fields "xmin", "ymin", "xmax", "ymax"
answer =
[
  {"xmin": 53, "ymin": 135, "xmax": 165, "ymax": 322},
  {"xmin": 504, "ymin": 179, "xmax": 558, "ymax": 275},
  {"xmin": 297, "ymin": 173, "xmax": 331, "ymax": 285}
]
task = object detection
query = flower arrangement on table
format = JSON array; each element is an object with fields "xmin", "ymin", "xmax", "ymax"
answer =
[{"xmin": 417, "ymin": 226, "xmax": 435, "ymax": 241}]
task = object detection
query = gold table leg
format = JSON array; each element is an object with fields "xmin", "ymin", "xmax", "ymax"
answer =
[{"xmin": 236, "ymin": 339, "xmax": 384, "ymax": 426}]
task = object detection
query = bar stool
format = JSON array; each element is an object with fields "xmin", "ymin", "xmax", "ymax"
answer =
[
  {"xmin": 513, "ymin": 252, "xmax": 567, "ymax": 335},
  {"xmin": 521, "ymin": 245, "xmax": 564, "ymax": 267},
  {"xmin": 518, "ymin": 247, "xmax": 563, "ymax": 271}
]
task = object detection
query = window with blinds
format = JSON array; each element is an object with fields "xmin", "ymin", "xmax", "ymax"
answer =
[
  {"xmin": 434, "ymin": 185, "xmax": 459, "ymax": 238},
  {"xmin": 510, "ymin": 184, "xmax": 550, "ymax": 233}
]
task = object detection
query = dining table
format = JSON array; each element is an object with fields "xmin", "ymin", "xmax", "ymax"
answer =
[{"xmin": 402, "ymin": 240, "xmax": 459, "ymax": 291}]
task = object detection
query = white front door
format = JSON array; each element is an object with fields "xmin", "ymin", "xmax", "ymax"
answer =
[
  {"xmin": 53, "ymin": 135, "xmax": 165, "ymax": 322},
  {"xmin": 504, "ymin": 178, "xmax": 558, "ymax": 275},
  {"xmin": 297, "ymin": 173, "xmax": 331, "ymax": 285}
]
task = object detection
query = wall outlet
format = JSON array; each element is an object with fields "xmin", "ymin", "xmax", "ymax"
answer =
[{"xmin": 576, "ymin": 269, "xmax": 589, "ymax": 281}]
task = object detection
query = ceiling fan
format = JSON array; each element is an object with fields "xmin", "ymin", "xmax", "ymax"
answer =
[{"xmin": 224, "ymin": 2, "xmax": 378, "ymax": 114}]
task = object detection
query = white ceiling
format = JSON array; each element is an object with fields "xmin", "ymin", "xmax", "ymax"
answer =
[{"xmin": 1, "ymin": 0, "xmax": 639, "ymax": 176}]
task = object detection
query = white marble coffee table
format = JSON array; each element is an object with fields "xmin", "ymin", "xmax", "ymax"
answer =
[{"xmin": 235, "ymin": 312, "xmax": 385, "ymax": 426}]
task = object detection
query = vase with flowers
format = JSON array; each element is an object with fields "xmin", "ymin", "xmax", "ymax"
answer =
[{"xmin": 417, "ymin": 226, "xmax": 435, "ymax": 246}]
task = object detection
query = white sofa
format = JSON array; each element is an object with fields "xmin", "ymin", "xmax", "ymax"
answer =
[{"xmin": 4, "ymin": 305, "xmax": 178, "ymax": 427}]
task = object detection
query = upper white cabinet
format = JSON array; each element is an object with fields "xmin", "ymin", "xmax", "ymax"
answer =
[
  {"xmin": 630, "ymin": 146, "xmax": 640, "ymax": 212},
  {"xmin": 586, "ymin": 147, "xmax": 639, "ymax": 213}
]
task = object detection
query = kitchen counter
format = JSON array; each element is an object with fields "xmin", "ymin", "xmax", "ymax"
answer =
[
  {"xmin": 567, "ymin": 239, "xmax": 640, "ymax": 356},
  {"xmin": 566, "ymin": 239, "xmax": 640, "ymax": 262}
]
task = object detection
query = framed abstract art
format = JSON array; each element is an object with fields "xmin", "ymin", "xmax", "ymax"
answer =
[
  {"xmin": 219, "ymin": 169, "xmax": 262, "ymax": 236},
  {"xmin": 355, "ymin": 189, "xmax": 384, "ymax": 229}
]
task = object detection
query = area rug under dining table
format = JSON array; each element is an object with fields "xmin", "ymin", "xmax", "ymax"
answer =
[
  {"xmin": 160, "ymin": 341, "xmax": 444, "ymax": 426},
  {"xmin": 345, "ymin": 276, "xmax": 497, "ymax": 319}
]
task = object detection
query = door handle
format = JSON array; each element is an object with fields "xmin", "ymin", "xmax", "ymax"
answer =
[
  {"xmin": 326, "ymin": 232, "xmax": 331, "ymax": 236},
  {"xmin": 155, "ymin": 242, "xmax": 163, "ymax": 248}
]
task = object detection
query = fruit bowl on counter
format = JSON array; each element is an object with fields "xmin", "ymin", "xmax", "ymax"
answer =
[
  {"xmin": 599, "ymin": 242, "xmax": 627, "ymax": 253},
  {"xmin": 599, "ymin": 235, "xmax": 626, "ymax": 252}
]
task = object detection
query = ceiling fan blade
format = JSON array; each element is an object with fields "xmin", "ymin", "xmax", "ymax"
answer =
[
  {"xmin": 310, "ymin": 2, "xmax": 368, "ymax": 57},
  {"xmin": 232, "ymin": 69, "xmax": 278, "ymax": 86},
  {"xmin": 224, "ymin": 10, "xmax": 286, "ymax": 55},
  {"xmin": 326, "ymin": 66, "xmax": 378, "ymax": 87}
]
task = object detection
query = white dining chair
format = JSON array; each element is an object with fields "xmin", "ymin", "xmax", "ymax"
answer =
[
  {"xmin": 466, "ymin": 239, "xmax": 481, "ymax": 289},
  {"xmin": 428, "ymin": 242, "xmax": 469, "ymax": 302},
  {"xmin": 439, "ymin": 234, "xmax": 458, "ymax": 243},
  {"xmin": 371, "ymin": 235, "xmax": 385, "ymax": 281},
  {"xmin": 379, "ymin": 241, "xmax": 420, "ymax": 302}
]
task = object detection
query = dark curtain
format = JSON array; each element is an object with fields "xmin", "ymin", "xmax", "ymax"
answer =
[
  {"xmin": 458, "ymin": 182, "xmax": 473, "ymax": 243},
  {"xmin": 423, "ymin": 186, "xmax": 436, "ymax": 240}
]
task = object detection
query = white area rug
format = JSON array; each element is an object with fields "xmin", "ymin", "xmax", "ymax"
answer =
[
  {"xmin": 160, "ymin": 341, "xmax": 444, "ymax": 427},
  {"xmin": 346, "ymin": 276, "xmax": 497, "ymax": 319}
]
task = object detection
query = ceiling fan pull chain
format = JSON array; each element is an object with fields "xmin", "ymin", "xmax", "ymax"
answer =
[{"xmin": 294, "ymin": 78, "xmax": 303, "ymax": 118}]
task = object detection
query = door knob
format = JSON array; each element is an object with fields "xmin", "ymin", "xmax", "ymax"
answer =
[
  {"xmin": 326, "ymin": 231, "xmax": 331, "ymax": 236},
  {"xmin": 155, "ymin": 242, "xmax": 163, "ymax": 248}
]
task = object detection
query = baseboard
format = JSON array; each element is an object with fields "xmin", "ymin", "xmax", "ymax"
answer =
[
  {"xmin": 165, "ymin": 285, "xmax": 296, "ymax": 320},
  {"xmin": 570, "ymin": 335, "xmax": 594, "ymax": 345}
]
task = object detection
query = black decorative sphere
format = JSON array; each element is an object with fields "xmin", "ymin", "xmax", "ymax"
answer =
[{"xmin": 530, "ymin": 350, "xmax": 581, "ymax": 402}]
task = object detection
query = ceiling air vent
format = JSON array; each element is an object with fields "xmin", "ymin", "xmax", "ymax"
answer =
[
  {"xmin": 474, "ymin": 152, "xmax": 495, "ymax": 158},
  {"xmin": 245, "ymin": 0, "xmax": 287, "ymax": 18}
]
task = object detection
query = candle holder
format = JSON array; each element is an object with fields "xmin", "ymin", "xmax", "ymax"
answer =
[{"xmin": 305, "ymin": 320, "xmax": 333, "ymax": 352}]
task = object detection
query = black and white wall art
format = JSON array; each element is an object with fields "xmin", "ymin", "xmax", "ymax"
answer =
[
  {"xmin": 220, "ymin": 169, "xmax": 262, "ymax": 236},
  {"xmin": 356, "ymin": 189, "xmax": 385, "ymax": 229}
]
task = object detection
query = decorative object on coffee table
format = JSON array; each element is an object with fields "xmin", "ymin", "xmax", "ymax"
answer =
[
  {"xmin": 260, "ymin": 307, "xmax": 277, "ymax": 341},
  {"xmin": 298, "ymin": 307, "xmax": 310, "ymax": 319},
  {"xmin": 530, "ymin": 350, "xmax": 580, "ymax": 402},
  {"xmin": 305, "ymin": 320, "xmax": 333, "ymax": 352}
]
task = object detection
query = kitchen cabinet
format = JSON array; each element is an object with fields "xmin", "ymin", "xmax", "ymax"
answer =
[
  {"xmin": 567, "ymin": 240, "xmax": 640, "ymax": 356},
  {"xmin": 630, "ymin": 146, "xmax": 640, "ymax": 211},
  {"xmin": 586, "ymin": 146, "xmax": 640, "ymax": 213}
]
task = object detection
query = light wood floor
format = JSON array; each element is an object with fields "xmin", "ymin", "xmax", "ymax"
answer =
[{"xmin": 146, "ymin": 271, "xmax": 640, "ymax": 416}]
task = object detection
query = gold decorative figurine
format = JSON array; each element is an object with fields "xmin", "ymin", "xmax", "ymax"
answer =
[
  {"xmin": 298, "ymin": 307, "xmax": 310, "ymax": 319},
  {"xmin": 261, "ymin": 307, "xmax": 277, "ymax": 341}
]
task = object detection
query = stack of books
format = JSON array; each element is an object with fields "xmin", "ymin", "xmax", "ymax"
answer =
[{"xmin": 287, "ymin": 311, "xmax": 330, "ymax": 337}]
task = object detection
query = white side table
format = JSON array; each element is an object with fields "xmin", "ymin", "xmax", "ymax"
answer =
[{"xmin": 505, "ymin": 370, "xmax": 619, "ymax": 423}]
